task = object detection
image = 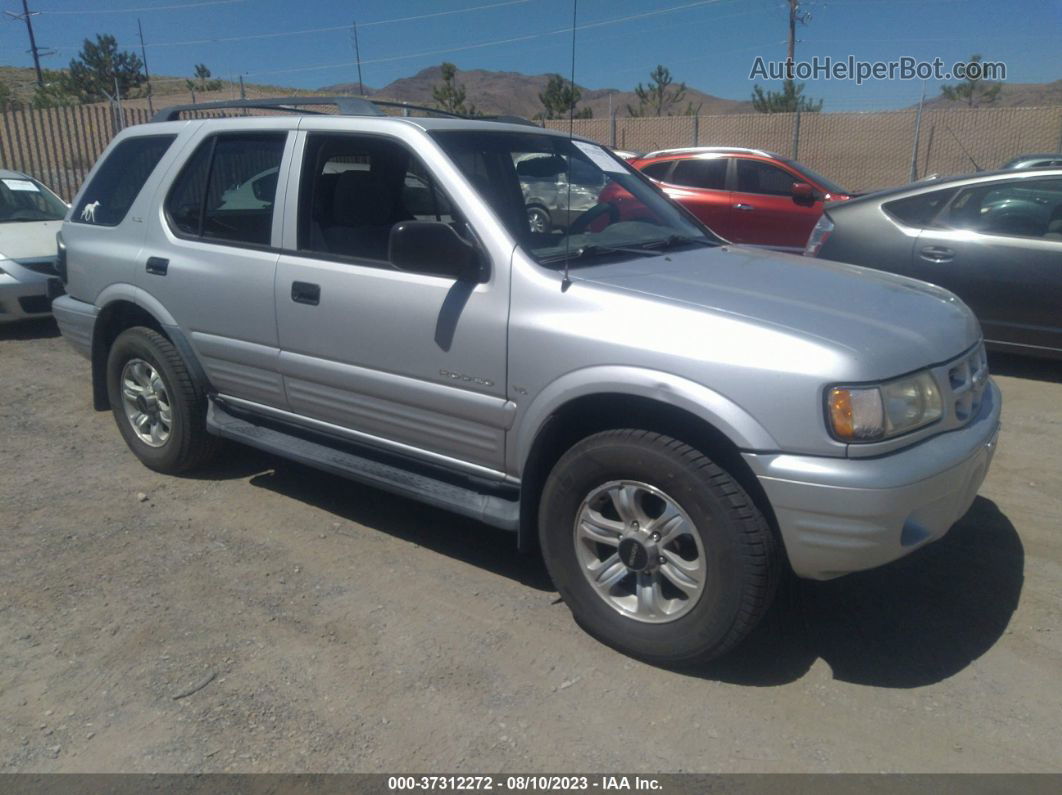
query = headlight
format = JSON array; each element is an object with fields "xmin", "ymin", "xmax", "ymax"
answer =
[{"xmin": 827, "ymin": 370, "xmax": 943, "ymax": 442}]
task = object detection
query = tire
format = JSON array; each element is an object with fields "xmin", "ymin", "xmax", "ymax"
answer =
[
  {"xmin": 526, "ymin": 204, "xmax": 551, "ymax": 234},
  {"xmin": 106, "ymin": 326, "xmax": 218, "ymax": 473},
  {"xmin": 539, "ymin": 429, "xmax": 779, "ymax": 665}
]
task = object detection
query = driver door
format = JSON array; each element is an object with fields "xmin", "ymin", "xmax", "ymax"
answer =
[{"xmin": 274, "ymin": 130, "xmax": 513, "ymax": 474}]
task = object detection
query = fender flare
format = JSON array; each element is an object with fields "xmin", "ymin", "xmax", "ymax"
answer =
[{"xmin": 508, "ymin": 365, "xmax": 779, "ymax": 477}]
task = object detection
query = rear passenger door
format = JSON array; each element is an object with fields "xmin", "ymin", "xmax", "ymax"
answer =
[
  {"xmin": 911, "ymin": 176, "xmax": 1062, "ymax": 351},
  {"xmin": 273, "ymin": 130, "xmax": 511, "ymax": 475},
  {"xmin": 140, "ymin": 125, "xmax": 295, "ymax": 408}
]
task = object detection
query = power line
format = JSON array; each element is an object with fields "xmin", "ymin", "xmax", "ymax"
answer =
[{"xmin": 244, "ymin": 0, "xmax": 732, "ymax": 79}]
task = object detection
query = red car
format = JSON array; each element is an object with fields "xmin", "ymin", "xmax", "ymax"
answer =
[{"xmin": 630, "ymin": 147, "xmax": 852, "ymax": 252}]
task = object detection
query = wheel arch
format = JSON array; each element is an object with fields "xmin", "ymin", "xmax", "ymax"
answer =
[
  {"xmin": 90, "ymin": 288, "xmax": 207, "ymax": 410},
  {"xmin": 513, "ymin": 368, "xmax": 781, "ymax": 553}
]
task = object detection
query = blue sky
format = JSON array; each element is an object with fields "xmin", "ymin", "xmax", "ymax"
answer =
[{"xmin": 1, "ymin": 0, "xmax": 1058, "ymax": 110}]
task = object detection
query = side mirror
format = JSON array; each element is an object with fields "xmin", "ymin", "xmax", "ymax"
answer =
[
  {"xmin": 389, "ymin": 221, "xmax": 484, "ymax": 282},
  {"xmin": 792, "ymin": 181, "xmax": 816, "ymax": 205}
]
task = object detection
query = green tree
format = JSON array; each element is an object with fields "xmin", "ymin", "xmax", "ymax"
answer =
[
  {"xmin": 627, "ymin": 65, "xmax": 699, "ymax": 117},
  {"xmin": 65, "ymin": 34, "xmax": 146, "ymax": 102},
  {"xmin": 940, "ymin": 54, "xmax": 1002, "ymax": 107},
  {"xmin": 0, "ymin": 81, "xmax": 17, "ymax": 111},
  {"xmin": 186, "ymin": 64, "xmax": 223, "ymax": 94},
  {"xmin": 432, "ymin": 63, "xmax": 476, "ymax": 116},
  {"xmin": 751, "ymin": 80, "xmax": 823, "ymax": 113},
  {"xmin": 31, "ymin": 70, "xmax": 79, "ymax": 109},
  {"xmin": 537, "ymin": 74, "xmax": 591, "ymax": 120}
]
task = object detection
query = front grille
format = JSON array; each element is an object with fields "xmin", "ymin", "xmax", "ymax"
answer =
[
  {"xmin": 14, "ymin": 257, "xmax": 58, "ymax": 276},
  {"xmin": 945, "ymin": 345, "xmax": 989, "ymax": 425}
]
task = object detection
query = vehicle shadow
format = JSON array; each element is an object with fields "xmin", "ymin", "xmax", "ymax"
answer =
[
  {"xmin": 248, "ymin": 459, "xmax": 554, "ymax": 592},
  {"xmin": 699, "ymin": 496, "xmax": 1023, "ymax": 688},
  {"xmin": 988, "ymin": 351, "xmax": 1061, "ymax": 383},
  {"xmin": 0, "ymin": 317, "xmax": 60, "ymax": 340},
  {"xmin": 226, "ymin": 446, "xmax": 1023, "ymax": 685}
]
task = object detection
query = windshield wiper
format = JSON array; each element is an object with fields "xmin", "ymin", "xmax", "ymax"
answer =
[
  {"xmin": 638, "ymin": 235, "xmax": 717, "ymax": 250},
  {"xmin": 539, "ymin": 243, "xmax": 662, "ymax": 265}
]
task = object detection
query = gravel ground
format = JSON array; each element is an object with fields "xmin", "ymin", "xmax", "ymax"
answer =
[{"xmin": 1, "ymin": 318, "xmax": 1060, "ymax": 773}]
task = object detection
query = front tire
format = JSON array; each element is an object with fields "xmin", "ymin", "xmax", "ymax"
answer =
[
  {"xmin": 539, "ymin": 429, "xmax": 779, "ymax": 665},
  {"xmin": 106, "ymin": 326, "xmax": 217, "ymax": 473}
]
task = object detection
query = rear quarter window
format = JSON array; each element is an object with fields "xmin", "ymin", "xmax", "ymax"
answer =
[
  {"xmin": 882, "ymin": 188, "xmax": 956, "ymax": 227},
  {"xmin": 72, "ymin": 135, "xmax": 176, "ymax": 226}
]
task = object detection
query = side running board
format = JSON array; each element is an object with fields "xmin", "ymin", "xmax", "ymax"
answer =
[{"xmin": 206, "ymin": 399, "xmax": 520, "ymax": 532}]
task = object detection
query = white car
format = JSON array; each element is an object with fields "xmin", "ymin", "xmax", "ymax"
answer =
[{"xmin": 0, "ymin": 169, "xmax": 67, "ymax": 323}]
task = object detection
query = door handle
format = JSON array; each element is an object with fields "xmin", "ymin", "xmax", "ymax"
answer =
[
  {"xmin": 919, "ymin": 246, "xmax": 955, "ymax": 263},
  {"xmin": 733, "ymin": 203, "xmax": 754, "ymax": 211},
  {"xmin": 145, "ymin": 256, "xmax": 169, "ymax": 276},
  {"xmin": 291, "ymin": 281, "xmax": 321, "ymax": 306}
]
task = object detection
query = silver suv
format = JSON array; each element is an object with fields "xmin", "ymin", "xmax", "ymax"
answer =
[{"xmin": 52, "ymin": 97, "xmax": 1000, "ymax": 665}]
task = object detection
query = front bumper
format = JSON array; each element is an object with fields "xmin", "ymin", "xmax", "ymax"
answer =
[
  {"xmin": 51, "ymin": 294, "xmax": 97, "ymax": 358},
  {"xmin": 0, "ymin": 265, "xmax": 61, "ymax": 323},
  {"xmin": 745, "ymin": 380, "xmax": 1001, "ymax": 580}
]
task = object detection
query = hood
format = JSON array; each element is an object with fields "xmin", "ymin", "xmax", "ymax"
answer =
[
  {"xmin": 572, "ymin": 244, "xmax": 981, "ymax": 380},
  {"xmin": 0, "ymin": 220, "xmax": 62, "ymax": 261}
]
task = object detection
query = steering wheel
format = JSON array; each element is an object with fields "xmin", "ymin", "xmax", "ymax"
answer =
[
  {"xmin": 567, "ymin": 202, "xmax": 620, "ymax": 236},
  {"xmin": 7, "ymin": 209, "xmax": 48, "ymax": 221}
]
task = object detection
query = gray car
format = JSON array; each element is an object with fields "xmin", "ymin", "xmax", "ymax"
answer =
[
  {"xmin": 52, "ymin": 97, "xmax": 999, "ymax": 664},
  {"xmin": 808, "ymin": 168, "xmax": 1062, "ymax": 359},
  {"xmin": 0, "ymin": 169, "xmax": 67, "ymax": 323},
  {"xmin": 1001, "ymin": 153, "xmax": 1062, "ymax": 170}
]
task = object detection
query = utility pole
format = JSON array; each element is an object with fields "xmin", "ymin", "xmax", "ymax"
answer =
[
  {"xmin": 5, "ymin": 0, "xmax": 48, "ymax": 88},
  {"xmin": 351, "ymin": 20, "xmax": 364, "ymax": 95},
  {"xmin": 785, "ymin": 0, "xmax": 811, "ymax": 80},
  {"xmin": 910, "ymin": 80, "xmax": 927, "ymax": 182},
  {"xmin": 137, "ymin": 18, "xmax": 154, "ymax": 115}
]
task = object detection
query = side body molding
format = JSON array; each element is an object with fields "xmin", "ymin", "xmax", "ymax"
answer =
[{"xmin": 508, "ymin": 365, "xmax": 781, "ymax": 476}]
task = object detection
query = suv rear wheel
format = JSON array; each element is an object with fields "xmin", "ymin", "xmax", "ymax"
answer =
[
  {"xmin": 106, "ymin": 327, "xmax": 217, "ymax": 473},
  {"xmin": 539, "ymin": 429, "xmax": 779, "ymax": 665}
]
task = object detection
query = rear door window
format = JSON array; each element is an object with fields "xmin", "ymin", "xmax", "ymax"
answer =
[
  {"xmin": 165, "ymin": 133, "xmax": 287, "ymax": 247},
  {"xmin": 670, "ymin": 158, "xmax": 727, "ymax": 190},
  {"xmin": 640, "ymin": 162, "xmax": 672, "ymax": 181},
  {"xmin": 73, "ymin": 135, "xmax": 175, "ymax": 226},
  {"xmin": 936, "ymin": 178, "xmax": 1062, "ymax": 238}
]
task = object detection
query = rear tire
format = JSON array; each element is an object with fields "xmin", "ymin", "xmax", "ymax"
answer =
[
  {"xmin": 539, "ymin": 429, "xmax": 779, "ymax": 665},
  {"xmin": 106, "ymin": 326, "xmax": 217, "ymax": 473}
]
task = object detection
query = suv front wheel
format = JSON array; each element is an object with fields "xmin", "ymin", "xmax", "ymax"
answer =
[
  {"xmin": 106, "ymin": 326, "xmax": 217, "ymax": 473},
  {"xmin": 539, "ymin": 429, "xmax": 779, "ymax": 665}
]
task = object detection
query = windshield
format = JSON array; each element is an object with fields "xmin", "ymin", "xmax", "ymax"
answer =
[
  {"xmin": 779, "ymin": 158, "xmax": 849, "ymax": 196},
  {"xmin": 431, "ymin": 130, "xmax": 719, "ymax": 266},
  {"xmin": 0, "ymin": 176, "xmax": 67, "ymax": 223}
]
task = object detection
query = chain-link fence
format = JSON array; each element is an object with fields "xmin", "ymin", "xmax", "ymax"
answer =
[
  {"xmin": 548, "ymin": 106, "xmax": 1062, "ymax": 193},
  {"xmin": 3, "ymin": 100, "xmax": 1062, "ymax": 200}
]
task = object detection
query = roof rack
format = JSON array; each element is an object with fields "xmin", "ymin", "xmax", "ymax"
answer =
[
  {"xmin": 641, "ymin": 146, "xmax": 780, "ymax": 160},
  {"xmin": 151, "ymin": 95, "xmax": 540, "ymax": 127}
]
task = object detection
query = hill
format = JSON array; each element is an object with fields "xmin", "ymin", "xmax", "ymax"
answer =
[{"xmin": 322, "ymin": 65, "xmax": 753, "ymax": 118}]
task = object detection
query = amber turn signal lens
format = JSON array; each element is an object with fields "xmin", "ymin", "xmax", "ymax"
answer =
[{"xmin": 829, "ymin": 387, "xmax": 854, "ymax": 439}]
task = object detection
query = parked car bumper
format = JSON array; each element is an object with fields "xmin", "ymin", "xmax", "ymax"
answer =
[
  {"xmin": 0, "ymin": 261, "xmax": 59, "ymax": 323},
  {"xmin": 744, "ymin": 380, "xmax": 1001, "ymax": 580},
  {"xmin": 51, "ymin": 294, "xmax": 97, "ymax": 358}
]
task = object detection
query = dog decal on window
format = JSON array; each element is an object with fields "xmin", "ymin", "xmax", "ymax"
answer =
[{"xmin": 81, "ymin": 201, "xmax": 100, "ymax": 223}]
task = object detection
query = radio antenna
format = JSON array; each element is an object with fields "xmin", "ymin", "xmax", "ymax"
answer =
[{"xmin": 562, "ymin": 0, "xmax": 578, "ymax": 291}]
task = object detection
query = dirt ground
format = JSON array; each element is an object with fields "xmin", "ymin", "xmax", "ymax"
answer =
[{"xmin": 1, "ymin": 318, "xmax": 1060, "ymax": 774}]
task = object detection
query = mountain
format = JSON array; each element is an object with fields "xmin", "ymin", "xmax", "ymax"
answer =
[{"xmin": 321, "ymin": 65, "xmax": 754, "ymax": 118}]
